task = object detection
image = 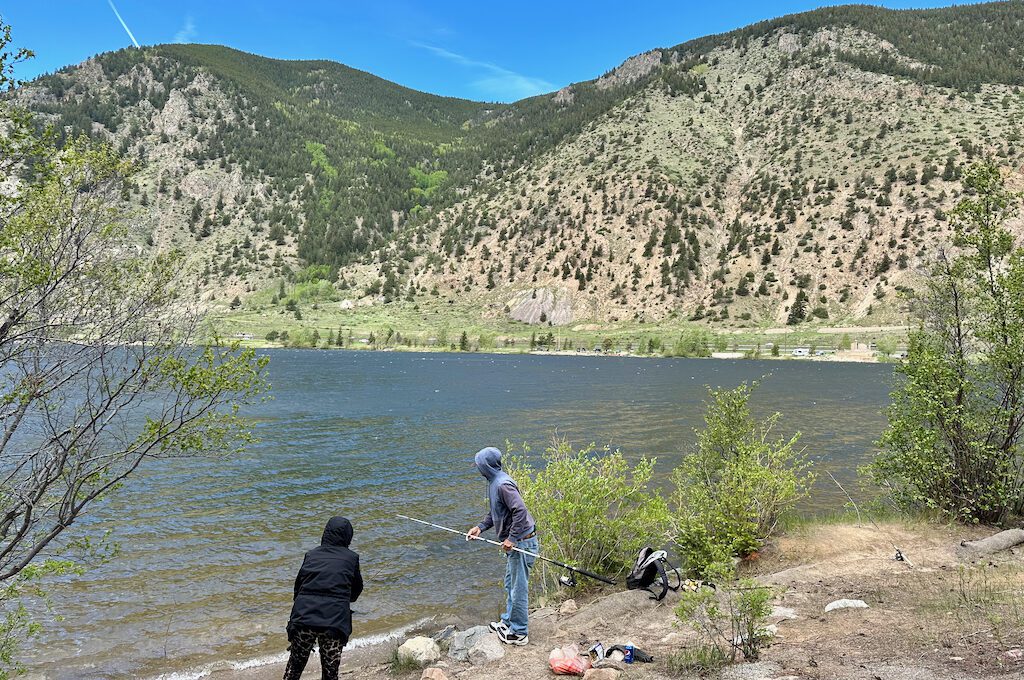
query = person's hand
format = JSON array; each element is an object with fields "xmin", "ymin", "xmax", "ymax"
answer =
[
  {"xmin": 466, "ymin": 526, "xmax": 481, "ymax": 541},
  {"xmin": 501, "ymin": 538, "xmax": 514, "ymax": 553}
]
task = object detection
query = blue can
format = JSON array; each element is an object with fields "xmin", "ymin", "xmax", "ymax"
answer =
[{"xmin": 623, "ymin": 644, "xmax": 634, "ymax": 663}]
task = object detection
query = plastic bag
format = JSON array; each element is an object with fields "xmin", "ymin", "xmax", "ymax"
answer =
[{"xmin": 548, "ymin": 644, "xmax": 592, "ymax": 675}]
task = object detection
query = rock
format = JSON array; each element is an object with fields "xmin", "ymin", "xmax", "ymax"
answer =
[
  {"xmin": 778, "ymin": 33, "xmax": 802, "ymax": 54},
  {"xmin": 397, "ymin": 636, "xmax": 441, "ymax": 665},
  {"xmin": 467, "ymin": 633, "xmax": 505, "ymax": 665},
  {"xmin": 595, "ymin": 51, "xmax": 662, "ymax": 90},
  {"xmin": 420, "ymin": 670, "xmax": 449, "ymax": 680},
  {"xmin": 432, "ymin": 625, "xmax": 457, "ymax": 643},
  {"xmin": 770, "ymin": 605, "xmax": 799, "ymax": 620},
  {"xmin": 583, "ymin": 669, "xmax": 621, "ymax": 680},
  {"xmin": 1004, "ymin": 648, "xmax": 1024, "ymax": 662},
  {"xmin": 824, "ymin": 599, "xmax": 869, "ymax": 613},
  {"xmin": 447, "ymin": 625, "xmax": 490, "ymax": 662},
  {"xmin": 763, "ymin": 624, "xmax": 779, "ymax": 638},
  {"xmin": 593, "ymin": 659, "xmax": 627, "ymax": 671},
  {"xmin": 559, "ymin": 599, "xmax": 579, "ymax": 615}
]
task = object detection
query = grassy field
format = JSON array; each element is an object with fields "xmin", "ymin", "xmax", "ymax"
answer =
[{"xmin": 209, "ymin": 290, "xmax": 909, "ymax": 358}]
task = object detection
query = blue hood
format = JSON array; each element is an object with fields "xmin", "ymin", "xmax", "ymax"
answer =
[
  {"xmin": 474, "ymin": 446, "xmax": 505, "ymax": 481},
  {"xmin": 473, "ymin": 446, "xmax": 534, "ymax": 541}
]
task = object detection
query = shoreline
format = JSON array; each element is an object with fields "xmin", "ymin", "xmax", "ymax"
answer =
[
  {"xmin": 176, "ymin": 520, "xmax": 1022, "ymax": 680},
  {"xmin": 149, "ymin": 617, "xmax": 438, "ymax": 680}
]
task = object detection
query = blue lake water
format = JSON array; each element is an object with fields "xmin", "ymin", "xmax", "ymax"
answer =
[{"xmin": 31, "ymin": 350, "xmax": 894, "ymax": 678}]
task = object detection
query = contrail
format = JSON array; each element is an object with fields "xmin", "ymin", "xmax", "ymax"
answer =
[{"xmin": 107, "ymin": 0, "xmax": 140, "ymax": 48}]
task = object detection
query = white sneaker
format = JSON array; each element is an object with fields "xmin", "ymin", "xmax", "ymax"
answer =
[
  {"xmin": 497, "ymin": 628, "xmax": 528, "ymax": 646},
  {"xmin": 489, "ymin": 620, "xmax": 509, "ymax": 634}
]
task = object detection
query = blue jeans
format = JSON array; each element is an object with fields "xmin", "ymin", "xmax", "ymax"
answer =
[{"xmin": 502, "ymin": 536, "xmax": 538, "ymax": 635}]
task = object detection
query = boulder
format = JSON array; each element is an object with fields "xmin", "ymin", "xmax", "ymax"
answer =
[
  {"xmin": 397, "ymin": 636, "xmax": 441, "ymax": 665},
  {"xmin": 432, "ymin": 625, "xmax": 457, "ymax": 643},
  {"xmin": 559, "ymin": 599, "xmax": 579, "ymax": 615},
  {"xmin": 824, "ymin": 599, "xmax": 869, "ymax": 613},
  {"xmin": 447, "ymin": 625, "xmax": 491, "ymax": 662},
  {"xmin": 583, "ymin": 669, "xmax": 621, "ymax": 680},
  {"xmin": 420, "ymin": 670, "xmax": 450, "ymax": 680},
  {"xmin": 769, "ymin": 605, "xmax": 798, "ymax": 621},
  {"xmin": 468, "ymin": 633, "xmax": 505, "ymax": 666}
]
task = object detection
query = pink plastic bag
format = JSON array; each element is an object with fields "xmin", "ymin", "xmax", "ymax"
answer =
[{"xmin": 549, "ymin": 644, "xmax": 591, "ymax": 675}]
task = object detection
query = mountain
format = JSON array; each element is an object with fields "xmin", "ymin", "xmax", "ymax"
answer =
[{"xmin": 13, "ymin": 1, "xmax": 1024, "ymax": 331}]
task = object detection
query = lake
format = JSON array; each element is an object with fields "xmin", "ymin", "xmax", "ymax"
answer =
[{"xmin": 30, "ymin": 350, "xmax": 894, "ymax": 679}]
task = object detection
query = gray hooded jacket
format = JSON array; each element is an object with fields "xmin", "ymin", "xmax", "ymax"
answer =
[{"xmin": 474, "ymin": 447, "xmax": 535, "ymax": 541}]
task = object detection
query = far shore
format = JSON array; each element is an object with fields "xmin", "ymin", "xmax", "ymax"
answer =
[{"xmin": 220, "ymin": 341, "xmax": 895, "ymax": 364}]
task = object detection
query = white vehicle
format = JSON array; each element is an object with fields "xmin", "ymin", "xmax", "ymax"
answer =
[{"xmin": 791, "ymin": 347, "xmax": 810, "ymax": 357}]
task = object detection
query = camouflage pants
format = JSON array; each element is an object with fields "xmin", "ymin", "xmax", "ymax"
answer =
[{"xmin": 282, "ymin": 626, "xmax": 345, "ymax": 680}]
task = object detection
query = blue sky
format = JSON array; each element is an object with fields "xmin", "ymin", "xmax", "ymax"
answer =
[{"xmin": 5, "ymin": 1, "xmax": 959, "ymax": 102}]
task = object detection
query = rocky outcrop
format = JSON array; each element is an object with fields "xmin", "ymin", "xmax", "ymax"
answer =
[
  {"xmin": 506, "ymin": 288, "xmax": 574, "ymax": 326},
  {"xmin": 596, "ymin": 51, "xmax": 662, "ymax": 90}
]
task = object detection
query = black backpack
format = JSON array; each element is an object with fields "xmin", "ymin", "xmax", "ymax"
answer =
[{"xmin": 626, "ymin": 547, "xmax": 682, "ymax": 601}]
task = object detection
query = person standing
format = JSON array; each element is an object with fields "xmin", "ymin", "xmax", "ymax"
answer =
[
  {"xmin": 283, "ymin": 516, "xmax": 363, "ymax": 680},
  {"xmin": 466, "ymin": 446, "xmax": 538, "ymax": 646}
]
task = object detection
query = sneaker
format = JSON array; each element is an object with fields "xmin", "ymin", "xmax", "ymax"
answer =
[
  {"xmin": 488, "ymin": 620, "xmax": 509, "ymax": 634},
  {"xmin": 497, "ymin": 628, "xmax": 528, "ymax": 646}
]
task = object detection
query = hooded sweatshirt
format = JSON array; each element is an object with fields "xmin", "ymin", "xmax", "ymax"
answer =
[
  {"xmin": 288, "ymin": 516, "xmax": 363, "ymax": 641},
  {"xmin": 474, "ymin": 447, "xmax": 535, "ymax": 542}
]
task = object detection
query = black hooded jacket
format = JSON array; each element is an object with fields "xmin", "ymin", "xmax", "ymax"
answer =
[{"xmin": 287, "ymin": 516, "xmax": 363, "ymax": 641}]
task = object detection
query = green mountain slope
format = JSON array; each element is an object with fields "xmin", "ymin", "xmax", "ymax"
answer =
[{"xmin": 13, "ymin": 1, "xmax": 1024, "ymax": 332}]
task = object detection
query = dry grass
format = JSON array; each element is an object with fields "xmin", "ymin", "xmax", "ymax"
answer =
[{"xmin": 743, "ymin": 520, "xmax": 1024, "ymax": 677}]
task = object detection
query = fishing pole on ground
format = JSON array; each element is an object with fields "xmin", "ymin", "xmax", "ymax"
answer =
[
  {"xmin": 826, "ymin": 470, "xmax": 913, "ymax": 567},
  {"xmin": 396, "ymin": 514, "xmax": 617, "ymax": 587}
]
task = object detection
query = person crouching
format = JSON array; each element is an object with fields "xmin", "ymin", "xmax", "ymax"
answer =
[{"xmin": 283, "ymin": 516, "xmax": 363, "ymax": 680}]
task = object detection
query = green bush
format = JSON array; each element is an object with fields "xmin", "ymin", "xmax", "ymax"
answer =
[
  {"xmin": 670, "ymin": 383, "xmax": 813, "ymax": 576},
  {"xmin": 674, "ymin": 577, "xmax": 776, "ymax": 666},
  {"xmin": 867, "ymin": 163, "xmax": 1024, "ymax": 525},
  {"xmin": 670, "ymin": 328, "xmax": 712, "ymax": 357},
  {"xmin": 504, "ymin": 439, "xmax": 670, "ymax": 596}
]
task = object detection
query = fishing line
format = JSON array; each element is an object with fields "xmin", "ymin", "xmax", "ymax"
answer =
[{"xmin": 396, "ymin": 514, "xmax": 616, "ymax": 585}]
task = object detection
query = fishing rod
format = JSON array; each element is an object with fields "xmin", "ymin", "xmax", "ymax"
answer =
[{"xmin": 396, "ymin": 514, "xmax": 616, "ymax": 586}]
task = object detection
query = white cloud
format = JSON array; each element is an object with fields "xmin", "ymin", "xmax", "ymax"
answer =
[
  {"xmin": 411, "ymin": 42, "xmax": 554, "ymax": 101},
  {"xmin": 173, "ymin": 16, "xmax": 197, "ymax": 44}
]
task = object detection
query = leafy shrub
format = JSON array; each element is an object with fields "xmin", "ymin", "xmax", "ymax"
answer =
[
  {"xmin": 670, "ymin": 383, "xmax": 814, "ymax": 576},
  {"xmin": 504, "ymin": 438, "xmax": 670, "ymax": 596},
  {"xmin": 670, "ymin": 328, "xmax": 712, "ymax": 357},
  {"xmin": 867, "ymin": 163, "xmax": 1024, "ymax": 525},
  {"xmin": 674, "ymin": 577, "xmax": 776, "ymax": 667}
]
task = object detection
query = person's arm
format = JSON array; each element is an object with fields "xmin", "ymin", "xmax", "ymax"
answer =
[
  {"xmin": 350, "ymin": 556, "xmax": 364, "ymax": 603},
  {"xmin": 499, "ymin": 483, "xmax": 531, "ymax": 541},
  {"xmin": 293, "ymin": 555, "xmax": 309, "ymax": 599},
  {"xmin": 477, "ymin": 511, "xmax": 494, "ymax": 533}
]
